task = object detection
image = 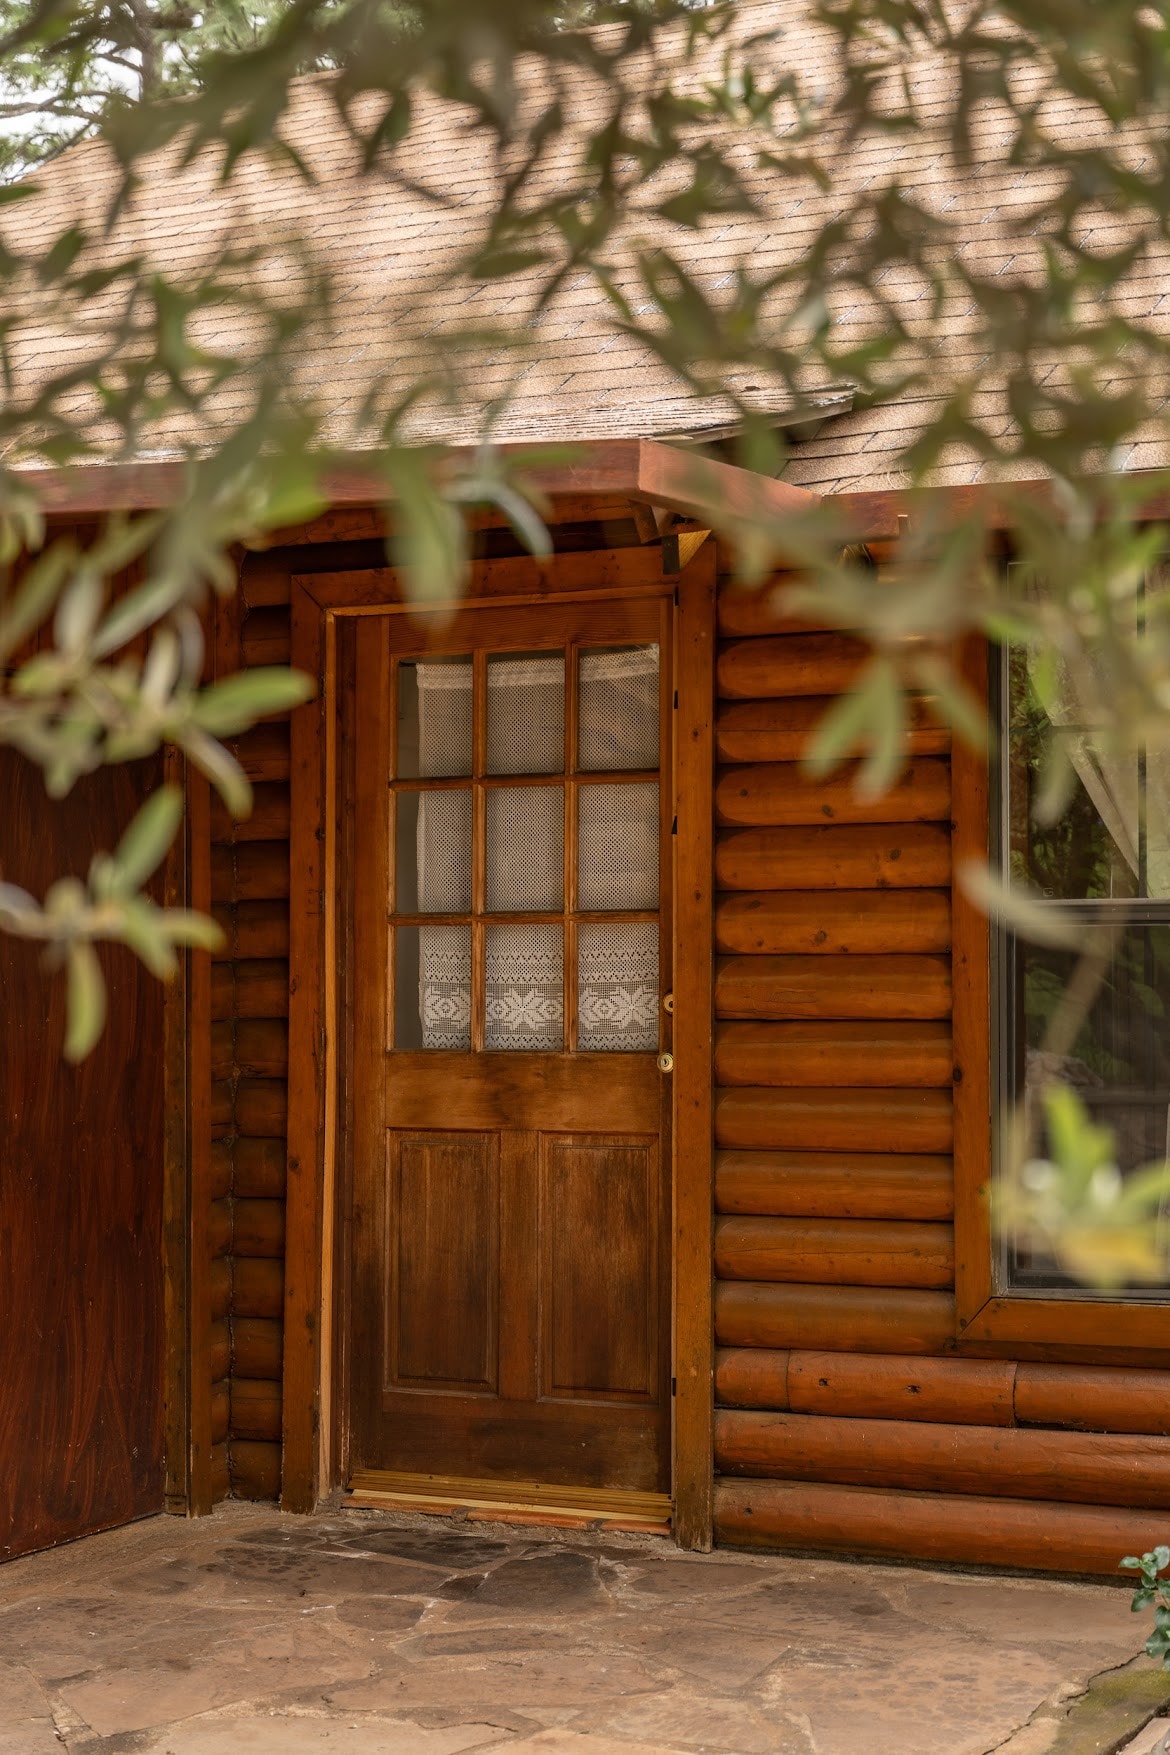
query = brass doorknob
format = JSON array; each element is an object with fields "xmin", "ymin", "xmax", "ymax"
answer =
[{"xmin": 657, "ymin": 1052, "xmax": 674, "ymax": 1073}]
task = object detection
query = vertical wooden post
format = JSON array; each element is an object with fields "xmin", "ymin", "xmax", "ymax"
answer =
[
  {"xmin": 162, "ymin": 745, "xmax": 190, "ymax": 1514},
  {"xmin": 951, "ymin": 634, "xmax": 994, "ymax": 1330},
  {"xmin": 186, "ymin": 763, "xmax": 215, "ymax": 1513},
  {"xmin": 283, "ymin": 581, "xmax": 327, "ymax": 1511},
  {"xmin": 672, "ymin": 541, "xmax": 716, "ymax": 1550}
]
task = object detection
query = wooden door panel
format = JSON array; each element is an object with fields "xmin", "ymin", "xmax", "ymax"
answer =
[
  {"xmin": 347, "ymin": 597, "xmax": 673, "ymax": 1500},
  {"xmin": 388, "ymin": 1132, "xmax": 499, "ymax": 1394},
  {"xmin": 361, "ymin": 1393, "xmax": 665, "ymax": 1491},
  {"xmin": 384, "ymin": 1053, "xmax": 659, "ymax": 1131},
  {"xmin": 542, "ymin": 1134, "xmax": 659, "ymax": 1402},
  {"xmin": 0, "ymin": 752, "xmax": 164, "ymax": 1559}
]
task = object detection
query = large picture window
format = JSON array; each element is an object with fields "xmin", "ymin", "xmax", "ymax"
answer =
[{"xmin": 993, "ymin": 639, "xmax": 1170, "ymax": 1298}]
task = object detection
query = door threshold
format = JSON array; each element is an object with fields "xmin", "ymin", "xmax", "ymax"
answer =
[{"xmin": 346, "ymin": 1470, "xmax": 671, "ymax": 1535}]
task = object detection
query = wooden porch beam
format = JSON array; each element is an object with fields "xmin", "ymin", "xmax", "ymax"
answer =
[{"xmin": 15, "ymin": 437, "xmax": 819, "ymax": 526}]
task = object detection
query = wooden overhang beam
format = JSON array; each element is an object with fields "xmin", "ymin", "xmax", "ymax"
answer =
[
  {"xmin": 18, "ymin": 445, "xmax": 1170, "ymax": 545},
  {"xmin": 836, "ymin": 472, "xmax": 1170, "ymax": 544},
  {"xmin": 13, "ymin": 436, "xmax": 820, "ymax": 528}
]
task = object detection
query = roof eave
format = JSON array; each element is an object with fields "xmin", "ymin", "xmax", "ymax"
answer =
[{"xmin": 13, "ymin": 437, "xmax": 820, "ymax": 524}]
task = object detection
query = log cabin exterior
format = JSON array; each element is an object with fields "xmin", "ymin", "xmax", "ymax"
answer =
[
  {"xmin": 5, "ymin": 4, "xmax": 1170, "ymax": 1573},
  {"xmin": 6, "ymin": 450, "xmax": 1170, "ymax": 1575}
]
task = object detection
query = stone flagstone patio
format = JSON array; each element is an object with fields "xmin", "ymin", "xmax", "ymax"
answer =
[{"xmin": 0, "ymin": 1502, "xmax": 1166, "ymax": 1755}]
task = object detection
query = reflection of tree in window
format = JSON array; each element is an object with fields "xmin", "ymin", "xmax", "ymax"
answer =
[{"xmin": 996, "ymin": 634, "xmax": 1170, "ymax": 1296}]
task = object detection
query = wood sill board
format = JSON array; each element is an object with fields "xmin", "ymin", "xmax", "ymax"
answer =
[{"xmin": 346, "ymin": 1470, "xmax": 672, "ymax": 1534}]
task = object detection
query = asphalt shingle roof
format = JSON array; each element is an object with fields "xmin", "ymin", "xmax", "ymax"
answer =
[{"xmin": 6, "ymin": 0, "xmax": 1168, "ymax": 494}]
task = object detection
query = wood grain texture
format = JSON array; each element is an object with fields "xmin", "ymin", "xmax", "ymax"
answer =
[
  {"xmin": 347, "ymin": 594, "xmax": 674, "ymax": 1505},
  {"xmin": 162, "ymin": 745, "xmax": 192, "ymax": 1514},
  {"xmin": 225, "ymin": 842, "xmax": 291, "ymax": 901},
  {"xmin": 714, "ymin": 1217, "xmax": 955, "ymax": 1288},
  {"xmin": 231, "ymin": 1378, "xmax": 283, "ymax": 1442},
  {"xmin": 717, "ymin": 633, "xmax": 870, "ymax": 700},
  {"xmin": 235, "ymin": 1080, "xmax": 289, "ymax": 1138},
  {"xmin": 241, "ymin": 606, "xmax": 292, "ymax": 666},
  {"xmin": 715, "ymin": 581, "xmax": 832, "ymax": 638},
  {"xmin": 0, "ymin": 752, "xmax": 165, "ymax": 1559},
  {"xmin": 233, "ymin": 1318, "xmax": 284, "ymax": 1380},
  {"xmin": 715, "ymin": 759, "xmax": 950, "ymax": 828},
  {"xmin": 210, "ymin": 782, "xmax": 290, "ymax": 845},
  {"xmin": 235, "ymin": 722, "xmax": 291, "ymax": 784},
  {"xmin": 714, "ymin": 1022, "xmax": 953, "ymax": 1088},
  {"xmin": 716, "ymin": 1349, "xmax": 1017, "ymax": 1425},
  {"xmin": 233, "ymin": 1137, "xmax": 287, "ymax": 1198},
  {"xmin": 716, "ymin": 696, "xmax": 949, "ymax": 763},
  {"xmin": 212, "ymin": 960, "xmax": 289, "ymax": 1020},
  {"xmin": 187, "ymin": 766, "xmax": 217, "ymax": 1510},
  {"xmin": 715, "ymin": 1410, "xmax": 1170, "ymax": 1508},
  {"xmin": 713, "ymin": 1479, "xmax": 1170, "ymax": 1575},
  {"xmin": 231, "ymin": 1020, "xmax": 289, "ymax": 1079},
  {"xmin": 715, "ymin": 1282, "xmax": 957, "ymax": 1354},
  {"xmin": 234, "ymin": 1257, "xmax": 285, "ymax": 1319},
  {"xmin": 716, "ymin": 824, "xmax": 952, "ymax": 891},
  {"xmin": 213, "ymin": 901, "xmax": 289, "ymax": 961},
  {"xmin": 1014, "ymin": 1366, "xmax": 1170, "ymax": 1436},
  {"xmin": 715, "ymin": 1089, "xmax": 953, "ymax": 1154},
  {"xmin": 951, "ymin": 634, "xmax": 995, "ymax": 1337},
  {"xmin": 233, "ymin": 1198, "xmax": 286, "ymax": 1258},
  {"xmin": 282, "ymin": 580, "xmax": 326, "ymax": 1511},
  {"xmin": 715, "ymin": 890, "xmax": 951, "ymax": 955},
  {"xmin": 714, "ymin": 1151, "xmax": 955, "ymax": 1219},
  {"xmin": 672, "ymin": 551, "xmax": 717, "ymax": 1550},
  {"xmin": 230, "ymin": 1439, "xmax": 281, "ymax": 1499},
  {"xmin": 716, "ymin": 956, "xmax": 952, "ymax": 1021}
]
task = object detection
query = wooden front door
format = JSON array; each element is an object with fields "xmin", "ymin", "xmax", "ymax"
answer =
[
  {"xmin": 345, "ymin": 595, "xmax": 672, "ymax": 1498},
  {"xmin": 0, "ymin": 753, "xmax": 164, "ymax": 1559}
]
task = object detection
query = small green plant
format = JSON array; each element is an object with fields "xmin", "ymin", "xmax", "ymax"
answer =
[{"xmin": 1121, "ymin": 1547, "xmax": 1170, "ymax": 1670}]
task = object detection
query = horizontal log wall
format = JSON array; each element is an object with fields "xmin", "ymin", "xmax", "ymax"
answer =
[
  {"xmin": 710, "ymin": 561, "xmax": 1170, "ymax": 1575},
  {"xmin": 199, "ymin": 535, "xmax": 1170, "ymax": 1565},
  {"xmin": 209, "ymin": 551, "xmax": 291, "ymax": 1501}
]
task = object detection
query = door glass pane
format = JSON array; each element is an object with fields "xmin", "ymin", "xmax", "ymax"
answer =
[
  {"xmin": 486, "ymin": 786, "xmax": 564, "ymax": 911},
  {"xmin": 578, "ymin": 783, "xmax": 659, "ymax": 910},
  {"xmin": 578, "ymin": 922, "xmax": 658, "ymax": 1052},
  {"xmin": 579, "ymin": 645, "xmax": 659, "ymax": 772},
  {"xmin": 485, "ymin": 923, "xmax": 564, "ymax": 1050},
  {"xmin": 398, "ymin": 924, "xmax": 471, "ymax": 1050},
  {"xmin": 487, "ymin": 652, "xmax": 565, "ymax": 776},
  {"xmin": 399, "ymin": 657, "xmax": 473, "ymax": 779},
  {"xmin": 395, "ymin": 790, "xmax": 472, "ymax": 913}
]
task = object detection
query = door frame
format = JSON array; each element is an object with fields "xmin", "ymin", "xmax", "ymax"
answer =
[{"xmin": 282, "ymin": 539, "xmax": 716, "ymax": 1546}]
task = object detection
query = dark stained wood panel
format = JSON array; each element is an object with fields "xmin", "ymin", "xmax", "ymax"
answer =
[
  {"xmin": 543, "ymin": 1135, "xmax": 658, "ymax": 1400},
  {"xmin": 346, "ymin": 593, "xmax": 675, "ymax": 1501},
  {"xmin": 389, "ymin": 1133, "xmax": 500, "ymax": 1392},
  {"xmin": 0, "ymin": 751, "xmax": 164, "ymax": 1559}
]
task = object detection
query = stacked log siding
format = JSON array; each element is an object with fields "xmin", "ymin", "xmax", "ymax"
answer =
[
  {"xmin": 201, "ymin": 537, "xmax": 1170, "ymax": 1568},
  {"xmin": 711, "ymin": 567, "xmax": 1170, "ymax": 1573},
  {"xmin": 209, "ymin": 551, "xmax": 291, "ymax": 1502}
]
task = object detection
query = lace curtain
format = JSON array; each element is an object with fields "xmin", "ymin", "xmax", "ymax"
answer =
[{"xmin": 414, "ymin": 648, "xmax": 660, "ymax": 1051}]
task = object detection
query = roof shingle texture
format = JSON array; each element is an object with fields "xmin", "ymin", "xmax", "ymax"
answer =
[{"xmin": 6, "ymin": 0, "xmax": 1169, "ymax": 494}]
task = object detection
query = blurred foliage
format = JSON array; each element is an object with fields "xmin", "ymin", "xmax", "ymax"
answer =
[
  {"xmin": 0, "ymin": 0, "xmax": 1168, "ymax": 1226},
  {"xmin": 996, "ymin": 1086, "xmax": 1170, "ymax": 1291}
]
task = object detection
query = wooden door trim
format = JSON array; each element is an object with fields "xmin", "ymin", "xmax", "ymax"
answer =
[
  {"xmin": 283, "ymin": 546, "xmax": 718, "ymax": 1543},
  {"xmin": 672, "ymin": 547, "xmax": 717, "ymax": 1549},
  {"xmin": 162, "ymin": 750, "xmax": 213, "ymax": 1514}
]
